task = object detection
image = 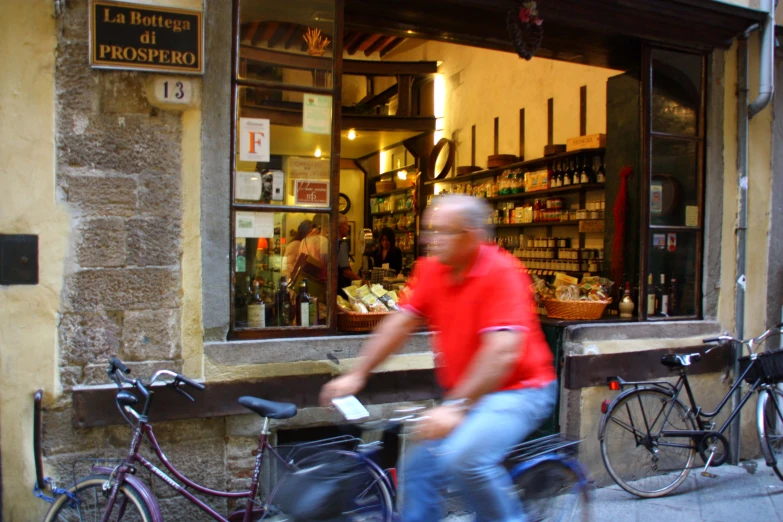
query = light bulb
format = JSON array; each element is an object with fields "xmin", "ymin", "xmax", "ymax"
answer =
[
  {"xmin": 397, "ymin": 170, "xmax": 407, "ymax": 180},
  {"xmin": 347, "ymin": 129, "xmax": 356, "ymax": 140},
  {"xmin": 314, "ymin": 147, "xmax": 322, "ymax": 158}
]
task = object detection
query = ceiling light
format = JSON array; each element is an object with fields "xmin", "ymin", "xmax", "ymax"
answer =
[
  {"xmin": 407, "ymin": 30, "xmax": 414, "ymax": 34},
  {"xmin": 314, "ymin": 147, "xmax": 322, "ymax": 158},
  {"xmin": 347, "ymin": 129, "xmax": 356, "ymax": 140},
  {"xmin": 397, "ymin": 170, "xmax": 407, "ymax": 180}
]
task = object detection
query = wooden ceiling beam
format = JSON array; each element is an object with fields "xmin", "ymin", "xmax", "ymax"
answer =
[
  {"xmin": 268, "ymin": 23, "xmax": 292, "ymax": 48},
  {"xmin": 380, "ymin": 37, "xmax": 405, "ymax": 58},
  {"xmin": 240, "ymin": 22, "xmax": 261, "ymax": 44},
  {"xmin": 356, "ymin": 33, "xmax": 383, "ymax": 53},
  {"xmin": 255, "ymin": 22, "xmax": 278, "ymax": 47},
  {"xmin": 346, "ymin": 33, "xmax": 372, "ymax": 55},
  {"xmin": 365, "ymin": 35, "xmax": 396, "ymax": 56},
  {"xmin": 284, "ymin": 26, "xmax": 303, "ymax": 49}
]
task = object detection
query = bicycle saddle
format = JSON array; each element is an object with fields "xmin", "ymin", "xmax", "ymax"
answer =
[
  {"xmin": 238, "ymin": 396, "xmax": 297, "ymax": 419},
  {"xmin": 660, "ymin": 353, "xmax": 702, "ymax": 368}
]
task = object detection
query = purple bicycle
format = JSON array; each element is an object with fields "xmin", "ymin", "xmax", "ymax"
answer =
[{"xmin": 40, "ymin": 357, "xmax": 395, "ymax": 522}]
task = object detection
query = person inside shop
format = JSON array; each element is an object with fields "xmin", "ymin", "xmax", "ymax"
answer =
[
  {"xmin": 299, "ymin": 214, "xmax": 329, "ymax": 281},
  {"xmin": 284, "ymin": 220, "xmax": 313, "ymax": 279},
  {"xmin": 338, "ymin": 214, "xmax": 368, "ymax": 293},
  {"xmin": 320, "ymin": 194, "xmax": 557, "ymax": 522},
  {"xmin": 372, "ymin": 226, "xmax": 403, "ymax": 274}
]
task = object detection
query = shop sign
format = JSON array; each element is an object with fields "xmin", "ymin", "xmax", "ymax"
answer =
[
  {"xmin": 90, "ymin": 0, "xmax": 203, "ymax": 74},
  {"xmin": 294, "ymin": 180, "xmax": 330, "ymax": 206},
  {"xmin": 289, "ymin": 157, "xmax": 330, "ymax": 180},
  {"xmin": 239, "ymin": 118, "xmax": 270, "ymax": 162}
]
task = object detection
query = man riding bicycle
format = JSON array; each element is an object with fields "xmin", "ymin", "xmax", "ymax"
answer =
[{"xmin": 320, "ymin": 194, "xmax": 557, "ymax": 522}]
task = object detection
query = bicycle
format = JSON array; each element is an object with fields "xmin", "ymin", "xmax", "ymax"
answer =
[
  {"xmin": 598, "ymin": 322, "xmax": 783, "ymax": 498},
  {"xmin": 40, "ymin": 357, "xmax": 395, "ymax": 522},
  {"xmin": 360, "ymin": 405, "xmax": 591, "ymax": 522}
]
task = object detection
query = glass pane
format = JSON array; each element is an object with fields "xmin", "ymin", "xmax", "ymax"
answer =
[
  {"xmin": 234, "ymin": 211, "xmax": 331, "ymax": 329},
  {"xmin": 238, "ymin": 0, "xmax": 335, "ymax": 88},
  {"xmin": 650, "ymin": 137, "xmax": 699, "ymax": 227},
  {"xmin": 647, "ymin": 230, "xmax": 699, "ymax": 317},
  {"xmin": 652, "ymin": 49, "xmax": 702, "ymax": 136},
  {"xmin": 236, "ymin": 86, "xmax": 332, "ymax": 207}
]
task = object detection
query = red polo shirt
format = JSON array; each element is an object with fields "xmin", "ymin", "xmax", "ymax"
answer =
[{"xmin": 400, "ymin": 244, "xmax": 556, "ymax": 392}]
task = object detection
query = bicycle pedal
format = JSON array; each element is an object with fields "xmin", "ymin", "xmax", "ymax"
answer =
[{"xmin": 701, "ymin": 471, "xmax": 718, "ymax": 479}]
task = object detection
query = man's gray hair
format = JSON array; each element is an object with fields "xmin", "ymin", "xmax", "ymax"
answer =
[{"xmin": 438, "ymin": 194, "xmax": 494, "ymax": 237}]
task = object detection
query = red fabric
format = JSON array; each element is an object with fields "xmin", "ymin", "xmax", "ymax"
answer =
[
  {"xmin": 612, "ymin": 167, "xmax": 633, "ymax": 286},
  {"xmin": 400, "ymin": 245, "xmax": 556, "ymax": 392}
]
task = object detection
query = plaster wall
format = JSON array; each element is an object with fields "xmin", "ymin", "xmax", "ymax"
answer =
[
  {"xmin": 384, "ymin": 40, "xmax": 622, "ymax": 168},
  {"xmin": 0, "ymin": 1, "xmax": 66, "ymax": 519},
  {"xmin": 717, "ymin": 37, "xmax": 775, "ymax": 339}
]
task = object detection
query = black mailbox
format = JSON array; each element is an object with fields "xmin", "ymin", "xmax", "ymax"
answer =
[{"xmin": 0, "ymin": 234, "xmax": 39, "ymax": 285}]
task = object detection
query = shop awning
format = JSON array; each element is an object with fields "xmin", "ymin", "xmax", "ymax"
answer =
[{"xmin": 346, "ymin": 0, "xmax": 766, "ymax": 68}]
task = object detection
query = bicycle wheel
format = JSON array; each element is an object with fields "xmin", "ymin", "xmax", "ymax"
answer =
[
  {"xmin": 759, "ymin": 386, "xmax": 783, "ymax": 482},
  {"xmin": 270, "ymin": 450, "xmax": 394, "ymax": 522},
  {"xmin": 512, "ymin": 459, "xmax": 590, "ymax": 522},
  {"xmin": 43, "ymin": 474, "xmax": 153, "ymax": 522},
  {"xmin": 600, "ymin": 388, "xmax": 696, "ymax": 498}
]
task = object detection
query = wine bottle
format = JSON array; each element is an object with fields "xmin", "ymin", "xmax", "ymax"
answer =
[
  {"xmin": 646, "ymin": 273, "xmax": 656, "ymax": 316},
  {"xmin": 296, "ymin": 279, "xmax": 311, "ymax": 327},
  {"xmin": 668, "ymin": 277, "xmax": 679, "ymax": 316},
  {"xmin": 572, "ymin": 158, "xmax": 581, "ymax": 185},
  {"xmin": 275, "ymin": 277, "xmax": 291, "ymax": 326},
  {"xmin": 247, "ymin": 280, "xmax": 265, "ymax": 328},
  {"xmin": 597, "ymin": 157, "xmax": 606, "ymax": 183},
  {"xmin": 659, "ymin": 273, "xmax": 669, "ymax": 316},
  {"xmin": 563, "ymin": 160, "xmax": 573, "ymax": 186},
  {"xmin": 619, "ymin": 282, "xmax": 634, "ymax": 318},
  {"xmin": 580, "ymin": 156, "xmax": 590, "ymax": 184}
]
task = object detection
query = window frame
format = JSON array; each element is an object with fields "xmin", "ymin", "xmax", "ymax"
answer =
[
  {"xmin": 639, "ymin": 44, "xmax": 707, "ymax": 321},
  {"xmin": 228, "ymin": 0, "xmax": 345, "ymax": 340}
]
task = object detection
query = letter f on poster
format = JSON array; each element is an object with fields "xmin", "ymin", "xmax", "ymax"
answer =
[{"xmin": 239, "ymin": 118, "xmax": 270, "ymax": 162}]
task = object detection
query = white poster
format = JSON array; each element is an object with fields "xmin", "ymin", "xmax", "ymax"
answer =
[
  {"xmin": 235, "ymin": 171, "xmax": 262, "ymax": 201},
  {"xmin": 303, "ymin": 93, "xmax": 332, "ymax": 135},
  {"xmin": 288, "ymin": 157, "xmax": 330, "ymax": 180},
  {"xmin": 235, "ymin": 212, "xmax": 275, "ymax": 238},
  {"xmin": 239, "ymin": 118, "xmax": 270, "ymax": 162}
]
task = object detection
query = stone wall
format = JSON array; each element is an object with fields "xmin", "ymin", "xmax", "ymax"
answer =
[{"xmin": 56, "ymin": 0, "xmax": 184, "ymax": 387}]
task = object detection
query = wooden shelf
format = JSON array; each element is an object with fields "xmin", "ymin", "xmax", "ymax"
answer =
[
  {"xmin": 371, "ymin": 164, "xmax": 417, "ymax": 180},
  {"xmin": 496, "ymin": 220, "xmax": 583, "ymax": 229},
  {"xmin": 372, "ymin": 187, "xmax": 415, "ymax": 198},
  {"xmin": 486, "ymin": 183, "xmax": 605, "ymax": 202},
  {"xmin": 424, "ymin": 148, "xmax": 606, "ymax": 185},
  {"xmin": 370, "ymin": 209, "xmax": 415, "ymax": 217}
]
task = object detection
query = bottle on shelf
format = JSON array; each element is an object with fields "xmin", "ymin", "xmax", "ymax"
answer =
[
  {"xmin": 668, "ymin": 277, "xmax": 679, "ymax": 316},
  {"xmin": 572, "ymin": 158, "xmax": 581, "ymax": 185},
  {"xmin": 597, "ymin": 157, "xmax": 607, "ymax": 183},
  {"xmin": 646, "ymin": 273, "xmax": 657, "ymax": 316},
  {"xmin": 296, "ymin": 279, "xmax": 311, "ymax": 327},
  {"xmin": 550, "ymin": 163, "xmax": 559, "ymax": 188},
  {"xmin": 275, "ymin": 276, "xmax": 291, "ymax": 326},
  {"xmin": 659, "ymin": 274, "xmax": 669, "ymax": 316},
  {"xmin": 580, "ymin": 156, "xmax": 591, "ymax": 184},
  {"xmin": 247, "ymin": 280, "xmax": 265, "ymax": 328},
  {"xmin": 619, "ymin": 282, "xmax": 635, "ymax": 318},
  {"xmin": 533, "ymin": 199, "xmax": 542, "ymax": 222},
  {"xmin": 563, "ymin": 160, "xmax": 573, "ymax": 186}
]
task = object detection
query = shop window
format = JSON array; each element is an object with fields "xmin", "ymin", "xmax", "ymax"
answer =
[
  {"xmin": 231, "ymin": 0, "xmax": 341, "ymax": 338},
  {"xmin": 643, "ymin": 48, "xmax": 705, "ymax": 319}
]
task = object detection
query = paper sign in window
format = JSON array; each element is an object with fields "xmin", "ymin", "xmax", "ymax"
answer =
[
  {"xmin": 294, "ymin": 180, "xmax": 330, "ymax": 206},
  {"xmin": 235, "ymin": 171, "xmax": 262, "ymax": 201},
  {"xmin": 236, "ymin": 211, "xmax": 274, "ymax": 238},
  {"xmin": 239, "ymin": 118, "xmax": 270, "ymax": 162},
  {"xmin": 685, "ymin": 206, "xmax": 699, "ymax": 227},
  {"xmin": 303, "ymin": 94, "xmax": 332, "ymax": 135}
]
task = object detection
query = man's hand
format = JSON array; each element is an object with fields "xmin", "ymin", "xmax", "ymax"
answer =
[
  {"xmin": 319, "ymin": 372, "xmax": 368, "ymax": 407},
  {"xmin": 413, "ymin": 404, "xmax": 467, "ymax": 441}
]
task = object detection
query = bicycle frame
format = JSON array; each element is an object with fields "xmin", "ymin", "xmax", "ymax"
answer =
[
  {"xmin": 103, "ymin": 416, "xmax": 281, "ymax": 522},
  {"xmin": 608, "ymin": 358, "xmax": 765, "ymax": 452}
]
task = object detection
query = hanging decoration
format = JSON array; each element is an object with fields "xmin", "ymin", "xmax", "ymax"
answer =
[
  {"xmin": 506, "ymin": 1, "xmax": 544, "ymax": 61},
  {"xmin": 303, "ymin": 28, "xmax": 330, "ymax": 57}
]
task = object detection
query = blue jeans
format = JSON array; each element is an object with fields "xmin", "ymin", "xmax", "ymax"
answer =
[{"xmin": 399, "ymin": 381, "xmax": 558, "ymax": 522}]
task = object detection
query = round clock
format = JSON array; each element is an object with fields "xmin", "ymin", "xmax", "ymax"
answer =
[{"xmin": 338, "ymin": 193, "xmax": 351, "ymax": 214}]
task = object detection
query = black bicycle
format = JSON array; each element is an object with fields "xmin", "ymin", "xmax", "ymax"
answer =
[{"xmin": 598, "ymin": 323, "xmax": 783, "ymax": 497}]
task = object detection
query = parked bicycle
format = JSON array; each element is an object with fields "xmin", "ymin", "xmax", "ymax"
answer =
[
  {"xmin": 39, "ymin": 357, "xmax": 394, "ymax": 522},
  {"xmin": 359, "ymin": 404, "xmax": 591, "ymax": 522},
  {"xmin": 598, "ymin": 323, "xmax": 783, "ymax": 498}
]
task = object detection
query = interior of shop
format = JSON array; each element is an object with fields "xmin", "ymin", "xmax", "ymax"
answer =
[{"xmin": 231, "ymin": 1, "xmax": 705, "ymax": 334}]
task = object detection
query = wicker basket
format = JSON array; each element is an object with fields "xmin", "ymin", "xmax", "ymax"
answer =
[
  {"xmin": 541, "ymin": 298, "xmax": 611, "ymax": 320},
  {"xmin": 738, "ymin": 349, "xmax": 783, "ymax": 384},
  {"xmin": 337, "ymin": 310, "xmax": 390, "ymax": 332}
]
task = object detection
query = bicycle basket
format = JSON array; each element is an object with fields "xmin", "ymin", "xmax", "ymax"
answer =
[
  {"xmin": 738, "ymin": 349, "xmax": 783, "ymax": 384},
  {"xmin": 272, "ymin": 452, "xmax": 369, "ymax": 521}
]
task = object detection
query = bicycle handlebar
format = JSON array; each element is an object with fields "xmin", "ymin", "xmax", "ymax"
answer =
[
  {"xmin": 108, "ymin": 357, "xmax": 130, "ymax": 375},
  {"xmin": 702, "ymin": 323, "xmax": 783, "ymax": 354}
]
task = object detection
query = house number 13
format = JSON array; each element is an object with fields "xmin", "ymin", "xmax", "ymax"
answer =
[{"xmin": 151, "ymin": 77, "xmax": 195, "ymax": 106}]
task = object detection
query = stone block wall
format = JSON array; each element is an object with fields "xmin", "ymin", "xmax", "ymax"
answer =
[{"xmin": 56, "ymin": 0, "xmax": 184, "ymax": 388}]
